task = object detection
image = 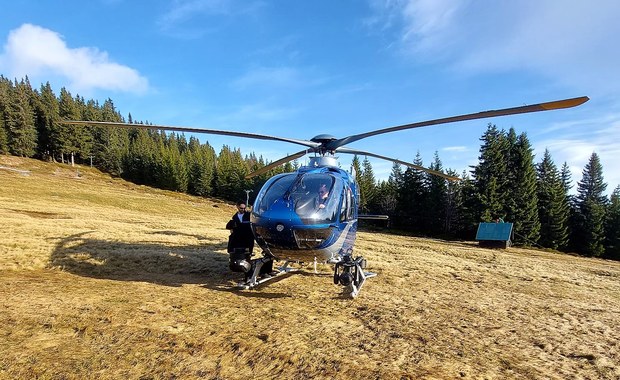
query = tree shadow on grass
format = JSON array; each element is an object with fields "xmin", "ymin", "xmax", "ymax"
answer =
[{"xmin": 48, "ymin": 231, "xmax": 245, "ymax": 289}]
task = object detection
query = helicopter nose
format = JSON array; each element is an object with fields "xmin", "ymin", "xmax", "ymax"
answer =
[
  {"xmin": 254, "ymin": 224, "xmax": 295, "ymax": 248},
  {"xmin": 254, "ymin": 223, "xmax": 334, "ymax": 250}
]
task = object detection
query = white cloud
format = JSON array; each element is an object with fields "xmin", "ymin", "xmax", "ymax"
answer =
[
  {"xmin": 232, "ymin": 66, "xmax": 327, "ymax": 90},
  {"xmin": 214, "ymin": 102, "xmax": 301, "ymax": 126},
  {"xmin": 399, "ymin": 0, "xmax": 463, "ymax": 53},
  {"xmin": 367, "ymin": 0, "xmax": 620, "ymax": 191},
  {"xmin": 442, "ymin": 146, "xmax": 467, "ymax": 152},
  {"xmin": 535, "ymin": 114, "xmax": 620, "ymax": 193},
  {"xmin": 158, "ymin": 0, "xmax": 266, "ymax": 35},
  {"xmin": 0, "ymin": 24, "xmax": 148, "ymax": 94},
  {"xmin": 157, "ymin": 0, "xmax": 231, "ymax": 36},
  {"xmin": 232, "ymin": 67, "xmax": 303, "ymax": 90},
  {"xmin": 370, "ymin": 0, "xmax": 620, "ymax": 95},
  {"xmin": 162, "ymin": 0, "xmax": 233, "ymax": 23}
]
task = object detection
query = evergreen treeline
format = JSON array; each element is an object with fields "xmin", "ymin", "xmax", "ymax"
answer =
[
  {"xmin": 0, "ymin": 76, "xmax": 294, "ymax": 202},
  {"xmin": 1, "ymin": 76, "xmax": 618, "ymax": 260},
  {"xmin": 360, "ymin": 124, "xmax": 619, "ymax": 260}
]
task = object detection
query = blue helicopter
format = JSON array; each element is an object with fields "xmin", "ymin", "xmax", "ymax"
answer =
[{"xmin": 65, "ymin": 96, "xmax": 588, "ymax": 297}]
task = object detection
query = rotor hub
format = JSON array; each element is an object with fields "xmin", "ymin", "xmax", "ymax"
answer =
[
  {"xmin": 308, "ymin": 156, "xmax": 338, "ymax": 168},
  {"xmin": 310, "ymin": 134, "xmax": 337, "ymax": 144}
]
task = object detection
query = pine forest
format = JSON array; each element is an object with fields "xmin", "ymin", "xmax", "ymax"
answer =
[{"xmin": 1, "ymin": 76, "xmax": 618, "ymax": 260}]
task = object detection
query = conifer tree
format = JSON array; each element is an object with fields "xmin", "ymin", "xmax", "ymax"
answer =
[
  {"xmin": 175, "ymin": 133, "xmax": 188, "ymax": 155},
  {"xmin": 506, "ymin": 132, "xmax": 540, "ymax": 245},
  {"xmin": 92, "ymin": 98, "xmax": 127, "ymax": 174},
  {"xmin": 245, "ymin": 153, "xmax": 270, "ymax": 197},
  {"xmin": 455, "ymin": 171, "xmax": 479, "ymax": 239},
  {"xmin": 34, "ymin": 82, "xmax": 59, "ymax": 159},
  {"xmin": 372, "ymin": 180, "xmax": 397, "ymax": 217},
  {"xmin": 0, "ymin": 76, "xmax": 10, "ymax": 153},
  {"xmin": 605, "ymin": 185, "xmax": 620, "ymax": 260},
  {"xmin": 0, "ymin": 116, "xmax": 7, "ymax": 154},
  {"xmin": 399, "ymin": 152, "xmax": 427, "ymax": 233},
  {"xmin": 359, "ymin": 156, "xmax": 376, "ymax": 213},
  {"xmin": 351, "ymin": 155, "xmax": 362, "ymax": 181},
  {"xmin": 388, "ymin": 162, "xmax": 403, "ymax": 190},
  {"xmin": 153, "ymin": 132, "xmax": 172, "ymax": 189},
  {"xmin": 170, "ymin": 134, "xmax": 189, "ymax": 192},
  {"xmin": 573, "ymin": 153, "xmax": 607, "ymax": 256},
  {"xmin": 215, "ymin": 145, "xmax": 248, "ymax": 200},
  {"xmin": 473, "ymin": 124, "xmax": 508, "ymax": 222},
  {"xmin": 372, "ymin": 162, "xmax": 402, "ymax": 217},
  {"xmin": 7, "ymin": 78, "xmax": 37, "ymax": 157},
  {"xmin": 502, "ymin": 128, "xmax": 519, "ymax": 219},
  {"xmin": 560, "ymin": 161, "xmax": 580, "ymax": 251},
  {"xmin": 56, "ymin": 88, "xmax": 81, "ymax": 163},
  {"xmin": 283, "ymin": 160, "xmax": 295, "ymax": 173},
  {"xmin": 123, "ymin": 128, "xmax": 157, "ymax": 184},
  {"xmin": 536, "ymin": 149, "xmax": 570, "ymax": 249},
  {"xmin": 424, "ymin": 152, "xmax": 448, "ymax": 235},
  {"xmin": 560, "ymin": 162, "xmax": 574, "ymax": 197},
  {"xmin": 351, "ymin": 155, "xmax": 363, "ymax": 206},
  {"xmin": 72, "ymin": 95, "xmax": 94, "ymax": 162},
  {"xmin": 153, "ymin": 133, "xmax": 188, "ymax": 192},
  {"xmin": 186, "ymin": 137, "xmax": 216, "ymax": 196}
]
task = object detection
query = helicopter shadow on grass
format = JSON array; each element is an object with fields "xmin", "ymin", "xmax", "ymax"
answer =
[{"xmin": 48, "ymin": 230, "xmax": 290, "ymax": 297}]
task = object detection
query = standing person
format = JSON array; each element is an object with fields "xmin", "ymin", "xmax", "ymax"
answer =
[
  {"xmin": 226, "ymin": 200, "xmax": 254, "ymax": 254},
  {"xmin": 226, "ymin": 200, "xmax": 274, "ymax": 279}
]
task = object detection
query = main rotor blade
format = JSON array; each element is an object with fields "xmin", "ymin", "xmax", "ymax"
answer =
[
  {"xmin": 62, "ymin": 120, "xmax": 320, "ymax": 149},
  {"xmin": 329, "ymin": 96, "xmax": 589, "ymax": 149},
  {"xmin": 245, "ymin": 149, "xmax": 309, "ymax": 179},
  {"xmin": 336, "ymin": 147, "xmax": 460, "ymax": 181}
]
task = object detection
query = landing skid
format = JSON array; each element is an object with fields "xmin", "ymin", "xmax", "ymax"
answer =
[
  {"xmin": 231, "ymin": 252, "xmax": 375, "ymax": 297},
  {"xmin": 236, "ymin": 259, "xmax": 296, "ymax": 290},
  {"xmin": 333, "ymin": 255, "xmax": 376, "ymax": 298}
]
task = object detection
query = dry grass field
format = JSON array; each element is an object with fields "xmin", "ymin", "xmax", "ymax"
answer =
[{"xmin": 1, "ymin": 155, "xmax": 619, "ymax": 380}]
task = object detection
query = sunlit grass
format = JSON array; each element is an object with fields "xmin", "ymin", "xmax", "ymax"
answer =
[{"xmin": 1, "ymin": 155, "xmax": 619, "ymax": 379}]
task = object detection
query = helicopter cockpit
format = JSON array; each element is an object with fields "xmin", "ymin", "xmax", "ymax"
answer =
[{"xmin": 253, "ymin": 171, "xmax": 343, "ymax": 225}]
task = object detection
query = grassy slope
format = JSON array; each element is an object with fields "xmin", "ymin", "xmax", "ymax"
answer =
[{"xmin": 1, "ymin": 155, "xmax": 619, "ymax": 379}]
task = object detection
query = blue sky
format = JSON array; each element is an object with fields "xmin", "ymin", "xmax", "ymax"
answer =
[{"xmin": 1, "ymin": 1, "xmax": 619, "ymax": 192}]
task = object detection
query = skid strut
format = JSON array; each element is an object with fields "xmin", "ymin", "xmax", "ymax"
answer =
[
  {"xmin": 333, "ymin": 255, "xmax": 376, "ymax": 298},
  {"xmin": 236, "ymin": 257, "xmax": 296, "ymax": 290}
]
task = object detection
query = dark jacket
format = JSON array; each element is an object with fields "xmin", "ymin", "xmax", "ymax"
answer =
[{"xmin": 226, "ymin": 211, "xmax": 255, "ymax": 253}]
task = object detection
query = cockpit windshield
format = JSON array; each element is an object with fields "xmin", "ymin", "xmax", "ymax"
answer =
[{"xmin": 253, "ymin": 172, "xmax": 343, "ymax": 224}]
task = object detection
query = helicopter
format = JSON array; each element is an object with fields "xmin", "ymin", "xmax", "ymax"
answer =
[{"xmin": 64, "ymin": 96, "xmax": 589, "ymax": 297}]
